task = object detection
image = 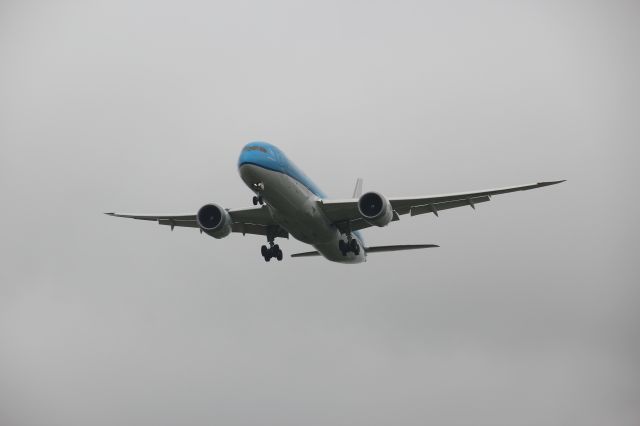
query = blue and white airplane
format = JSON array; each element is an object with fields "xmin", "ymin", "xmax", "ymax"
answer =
[{"xmin": 107, "ymin": 142, "xmax": 564, "ymax": 264}]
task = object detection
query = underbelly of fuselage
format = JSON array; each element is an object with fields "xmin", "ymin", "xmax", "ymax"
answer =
[{"xmin": 238, "ymin": 164, "xmax": 365, "ymax": 264}]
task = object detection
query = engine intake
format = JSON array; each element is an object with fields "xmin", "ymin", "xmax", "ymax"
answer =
[
  {"xmin": 196, "ymin": 203, "xmax": 232, "ymax": 238},
  {"xmin": 358, "ymin": 191, "xmax": 393, "ymax": 227}
]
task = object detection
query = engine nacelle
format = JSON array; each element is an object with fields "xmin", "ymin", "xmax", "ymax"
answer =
[
  {"xmin": 358, "ymin": 191, "xmax": 393, "ymax": 227},
  {"xmin": 196, "ymin": 203, "xmax": 232, "ymax": 239}
]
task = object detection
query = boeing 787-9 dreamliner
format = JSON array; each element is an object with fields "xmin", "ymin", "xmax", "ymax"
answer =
[{"xmin": 107, "ymin": 141, "xmax": 564, "ymax": 264}]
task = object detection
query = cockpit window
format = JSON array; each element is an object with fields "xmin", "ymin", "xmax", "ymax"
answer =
[{"xmin": 243, "ymin": 146, "xmax": 267, "ymax": 153}]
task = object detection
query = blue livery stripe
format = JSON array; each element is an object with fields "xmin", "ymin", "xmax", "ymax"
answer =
[{"xmin": 238, "ymin": 141, "xmax": 327, "ymax": 199}]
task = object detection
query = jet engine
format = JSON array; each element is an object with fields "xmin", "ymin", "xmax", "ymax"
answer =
[
  {"xmin": 196, "ymin": 203, "xmax": 232, "ymax": 238},
  {"xmin": 357, "ymin": 191, "xmax": 393, "ymax": 227}
]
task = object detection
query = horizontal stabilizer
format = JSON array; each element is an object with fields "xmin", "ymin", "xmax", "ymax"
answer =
[
  {"xmin": 291, "ymin": 244, "xmax": 439, "ymax": 258},
  {"xmin": 365, "ymin": 244, "xmax": 439, "ymax": 253},
  {"xmin": 290, "ymin": 251, "xmax": 323, "ymax": 258}
]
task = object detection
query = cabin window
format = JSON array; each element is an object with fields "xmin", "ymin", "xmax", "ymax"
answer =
[{"xmin": 243, "ymin": 146, "xmax": 267, "ymax": 153}]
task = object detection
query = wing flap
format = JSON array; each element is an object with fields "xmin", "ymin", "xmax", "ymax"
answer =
[
  {"xmin": 232, "ymin": 223, "xmax": 288, "ymax": 238},
  {"xmin": 319, "ymin": 199, "xmax": 360, "ymax": 223},
  {"xmin": 228, "ymin": 205, "xmax": 276, "ymax": 226},
  {"xmin": 339, "ymin": 211, "xmax": 400, "ymax": 233},
  {"xmin": 409, "ymin": 195, "xmax": 490, "ymax": 216},
  {"xmin": 158, "ymin": 218, "xmax": 199, "ymax": 228}
]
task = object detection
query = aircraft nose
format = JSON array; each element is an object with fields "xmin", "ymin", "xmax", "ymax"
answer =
[{"xmin": 238, "ymin": 142, "xmax": 272, "ymax": 169}]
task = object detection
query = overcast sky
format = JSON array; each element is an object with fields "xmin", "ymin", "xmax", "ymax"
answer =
[{"xmin": 1, "ymin": 0, "xmax": 639, "ymax": 425}]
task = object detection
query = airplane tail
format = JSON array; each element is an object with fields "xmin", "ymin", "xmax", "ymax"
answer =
[{"xmin": 291, "ymin": 244, "xmax": 439, "ymax": 258}]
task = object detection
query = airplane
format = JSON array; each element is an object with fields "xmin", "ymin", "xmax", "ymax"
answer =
[{"xmin": 106, "ymin": 141, "xmax": 564, "ymax": 264}]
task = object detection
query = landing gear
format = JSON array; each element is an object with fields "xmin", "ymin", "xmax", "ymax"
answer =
[
  {"xmin": 339, "ymin": 236, "xmax": 360, "ymax": 256},
  {"xmin": 339, "ymin": 240, "xmax": 347, "ymax": 256},
  {"xmin": 338, "ymin": 220, "xmax": 360, "ymax": 256},
  {"xmin": 262, "ymin": 243, "xmax": 282, "ymax": 262},
  {"xmin": 252, "ymin": 182, "xmax": 265, "ymax": 206},
  {"xmin": 350, "ymin": 239, "xmax": 361, "ymax": 255},
  {"xmin": 262, "ymin": 226, "xmax": 282, "ymax": 262}
]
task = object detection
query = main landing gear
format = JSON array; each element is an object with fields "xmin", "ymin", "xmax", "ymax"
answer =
[
  {"xmin": 339, "ymin": 236, "xmax": 360, "ymax": 256},
  {"xmin": 262, "ymin": 242, "xmax": 283, "ymax": 262},
  {"xmin": 252, "ymin": 195, "xmax": 264, "ymax": 205},
  {"xmin": 338, "ymin": 221, "xmax": 360, "ymax": 256},
  {"xmin": 262, "ymin": 226, "xmax": 282, "ymax": 262}
]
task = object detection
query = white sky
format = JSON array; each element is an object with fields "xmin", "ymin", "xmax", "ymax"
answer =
[{"xmin": 1, "ymin": 1, "xmax": 638, "ymax": 425}]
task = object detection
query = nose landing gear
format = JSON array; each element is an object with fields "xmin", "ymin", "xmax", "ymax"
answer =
[{"xmin": 252, "ymin": 182, "xmax": 265, "ymax": 205}]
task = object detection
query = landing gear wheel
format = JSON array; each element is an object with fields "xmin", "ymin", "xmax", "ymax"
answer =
[
  {"xmin": 350, "ymin": 239, "xmax": 360, "ymax": 255},
  {"xmin": 258, "ymin": 195, "xmax": 264, "ymax": 205},
  {"xmin": 262, "ymin": 242, "xmax": 283, "ymax": 262},
  {"xmin": 338, "ymin": 240, "xmax": 348, "ymax": 256},
  {"xmin": 339, "ymin": 238, "xmax": 361, "ymax": 256},
  {"xmin": 262, "ymin": 244, "xmax": 272, "ymax": 262},
  {"xmin": 253, "ymin": 196, "xmax": 259, "ymax": 205}
]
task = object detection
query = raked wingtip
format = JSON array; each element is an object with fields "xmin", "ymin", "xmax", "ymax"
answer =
[{"xmin": 538, "ymin": 179, "xmax": 566, "ymax": 187}]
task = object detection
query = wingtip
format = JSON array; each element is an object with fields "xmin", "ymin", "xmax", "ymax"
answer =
[
  {"xmin": 539, "ymin": 179, "xmax": 566, "ymax": 187},
  {"xmin": 104, "ymin": 212, "xmax": 115, "ymax": 216}
]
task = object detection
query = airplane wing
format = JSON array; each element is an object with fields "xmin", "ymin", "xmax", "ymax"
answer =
[
  {"xmin": 319, "ymin": 180, "xmax": 565, "ymax": 232},
  {"xmin": 105, "ymin": 205, "xmax": 289, "ymax": 238}
]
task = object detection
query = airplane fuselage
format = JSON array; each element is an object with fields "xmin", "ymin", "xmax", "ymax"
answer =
[{"xmin": 238, "ymin": 142, "xmax": 365, "ymax": 264}]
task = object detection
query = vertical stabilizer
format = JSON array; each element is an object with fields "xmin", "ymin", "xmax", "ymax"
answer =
[{"xmin": 352, "ymin": 178, "xmax": 363, "ymax": 198}]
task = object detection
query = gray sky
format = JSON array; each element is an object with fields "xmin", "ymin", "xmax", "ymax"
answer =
[{"xmin": 1, "ymin": 0, "xmax": 638, "ymax": 425}]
